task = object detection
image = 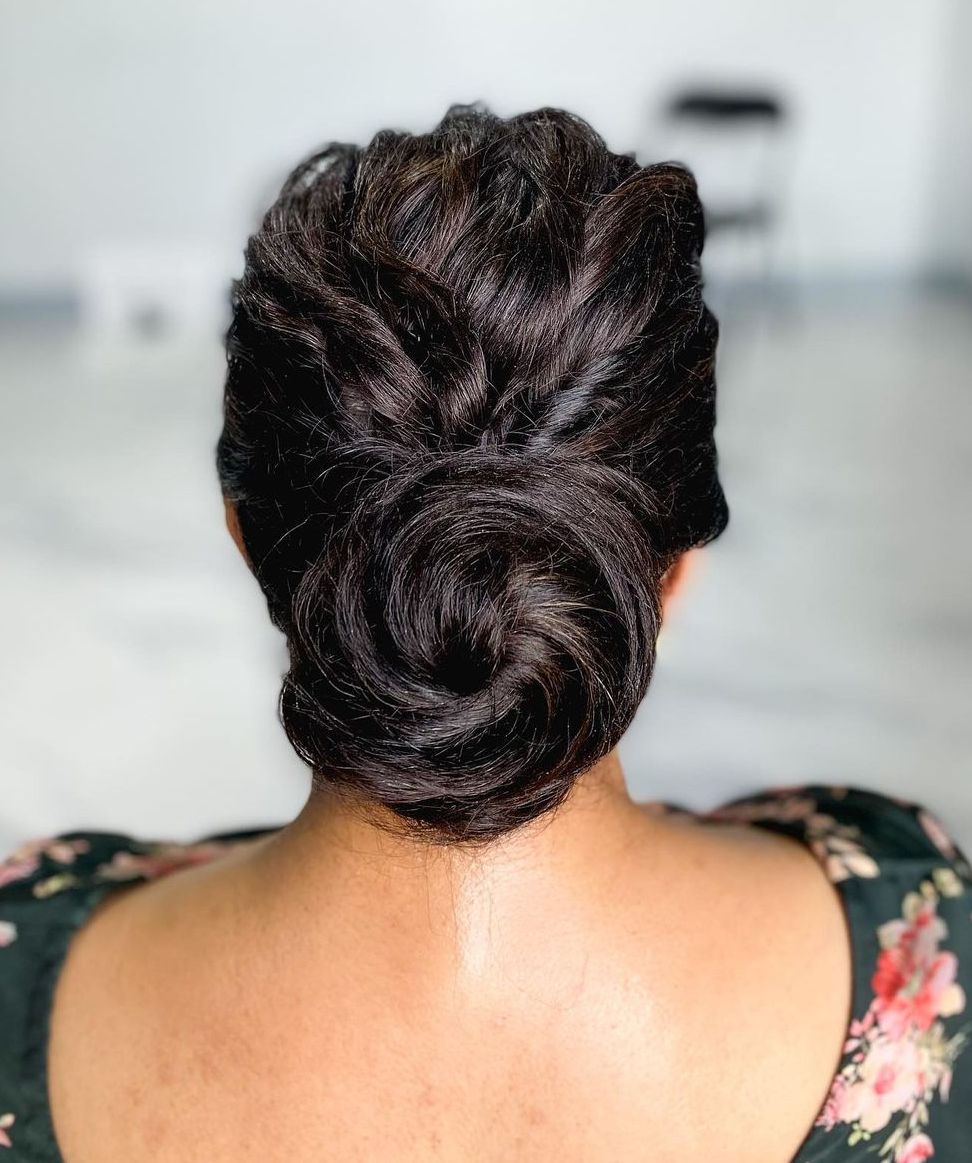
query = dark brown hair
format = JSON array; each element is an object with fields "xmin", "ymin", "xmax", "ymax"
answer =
[{"xmin": 216, "ymin": 103, "xmax": 728, "ymax": 844}]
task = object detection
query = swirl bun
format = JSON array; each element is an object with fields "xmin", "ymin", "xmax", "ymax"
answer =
[{"xmin": 217, "ymin": 103, "xmax": 728, "ymax": 841}]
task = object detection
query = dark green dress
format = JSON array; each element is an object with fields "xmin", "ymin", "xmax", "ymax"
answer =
[{"xmin": 1, "ymin": 784, "xmax": 970, "ymax": 1161}]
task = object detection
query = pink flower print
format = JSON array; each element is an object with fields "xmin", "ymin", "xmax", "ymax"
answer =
[
  {"xmin": 0, "ymin": 1113, "xmax": 13, "ymax": 1149},
  {"xmin": 764, "ymin": 782, "xmax": 820, "ymax": 795},
  {"xmin": 896, "ymin": 1132, "xmax": 935, "ymax": 1162},
  {"xmin": 95, "ymin": 839, "xmax": 252, "ymax": 882},
  {"xmin": 810, "ymin": 833, "xmax": 880, "ymax": 882},
  {"xmin": 0, "ymin": 855, "xmax": 38, "ymax": 889},
  {"xmin": 0, "ymin": 921, "xmax": 16, "ymax": 947},
  {"xmin": 917, "ymin": 810, "xmax": 959, "ymax": 862},
  {"xmin": 0, "ymin": 836, "xmax": 90, "ymax": 887},
  {"xmin": 877, "ymin": 951, "xmax": 964, "ymax": 1040},
  {"xmin": 843, "ymin": 1006, "xmax": 878, "ymax": 1057},
  {"xmin": 45, "ymin": 838, "xmax": 91, "ymax": 864},
  {"xmin": 707, "ymin": 794, "xmax": 819, "ymax": 825},
  {"xmin": 872, "ymin": 896, "xmax": 966, "ymax": 1039},
  {"xmin": 815, "ymin": 887, "xmax": 968, "ymax": 1156},
  {"xmin": 834, "ymin": 1034, "xmax": 925, "ymax": 1132},
  {"xmin": 815, "ymin": 1072, "xmax": 850, "ymax": 1131}
]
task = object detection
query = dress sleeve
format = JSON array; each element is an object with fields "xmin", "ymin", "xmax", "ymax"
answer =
[
  {"xmin": 806, "ymin": 783, "xmax": 972, "ymax": 879},
  {"xmin": 795, "ymin": 785, "xmax": 972, "ymax": 1159},
  {"xmin": 0, "ymin": 831, "xmax": 142, "ymax": 1156}
]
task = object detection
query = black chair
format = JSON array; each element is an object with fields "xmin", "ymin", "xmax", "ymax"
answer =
[{"xmin": 657, "ymin": 86, "xmax": 793, "ymax": 299}]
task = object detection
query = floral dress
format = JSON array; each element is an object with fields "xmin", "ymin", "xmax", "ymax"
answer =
[{"xmin": 0, "ymin": 784, "xmax": 970, "ymax": 1162}]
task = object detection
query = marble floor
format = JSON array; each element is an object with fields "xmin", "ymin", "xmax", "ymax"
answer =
[{"xmin": 1, "ymin": 286, "xmax": 971, "ymax": 852}]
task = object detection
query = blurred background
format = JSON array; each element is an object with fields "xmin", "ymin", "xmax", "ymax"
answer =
[{"xmin": 1, "ymin": 1, "xmax": 970, "ymax": 850}]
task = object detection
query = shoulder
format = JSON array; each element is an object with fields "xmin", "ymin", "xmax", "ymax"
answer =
[
  {"xmin": 0, "ymin": 824, "xmax": 278, "ymax": 952},
  {"xmin": 0, "ymin": 825, "xmax": 277, "ymax": 1155}
]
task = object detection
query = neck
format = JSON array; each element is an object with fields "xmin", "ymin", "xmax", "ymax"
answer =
[
  {"xmin": 262, "ymin": 748, "xmax": 635, "ymax": 870},
  {"xmin": 240, "ymin": 750, "xmax": 666, "ymax": 976}
]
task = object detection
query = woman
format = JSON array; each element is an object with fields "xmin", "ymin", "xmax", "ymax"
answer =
[{"xmin": 1, "ymin": 104, "xmax": 969, "ymax": 1162}]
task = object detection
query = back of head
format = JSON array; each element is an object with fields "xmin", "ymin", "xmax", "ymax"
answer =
[{"xmin": 217, "ymin": 103, "xmax": 728, "ymax": 844}]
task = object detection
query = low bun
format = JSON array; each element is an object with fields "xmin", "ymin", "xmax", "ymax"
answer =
[
  {"xmin": 279, "ymin": 452, "xmax": 663, "ymax": 839},
  {"xmin": 217, "ymin": 103, "xmax": 728, "ymax": 842}
]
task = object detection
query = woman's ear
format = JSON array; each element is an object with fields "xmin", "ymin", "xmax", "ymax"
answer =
[
  {"xmin": 223, "ymin": 497, "xmax": 251, "ymax": 567},
  {"xmin": 659, "ymin": 548, "xmax": 700, "ymax": 619}
]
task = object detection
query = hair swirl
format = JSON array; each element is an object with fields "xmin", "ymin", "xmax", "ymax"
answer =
[{"xmin": 217, "ymin": 102, "xmax": 728, "ymax": 842}]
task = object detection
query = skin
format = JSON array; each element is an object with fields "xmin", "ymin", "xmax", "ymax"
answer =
[{"xmin": 45, "ymin": 506, "xmax": 855, "ymax": 1163}]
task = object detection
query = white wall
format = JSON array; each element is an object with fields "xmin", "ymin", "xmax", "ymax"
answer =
[
  {"xmin": 0, "ymin": 0, "xmax": 960, "ymax": 290},
  {"xmin": 929, "ymin": 0, "xmax": 972, "ymax": 280}
]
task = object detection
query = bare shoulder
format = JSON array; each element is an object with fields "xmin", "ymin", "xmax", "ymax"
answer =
[
  {"xmin": 46, "ymin": 840, "xmax": 271, "ymax": 1161},
  {"xmin": 621, "ymin": 806, "xmax": 854, "ymax": 1160}
]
